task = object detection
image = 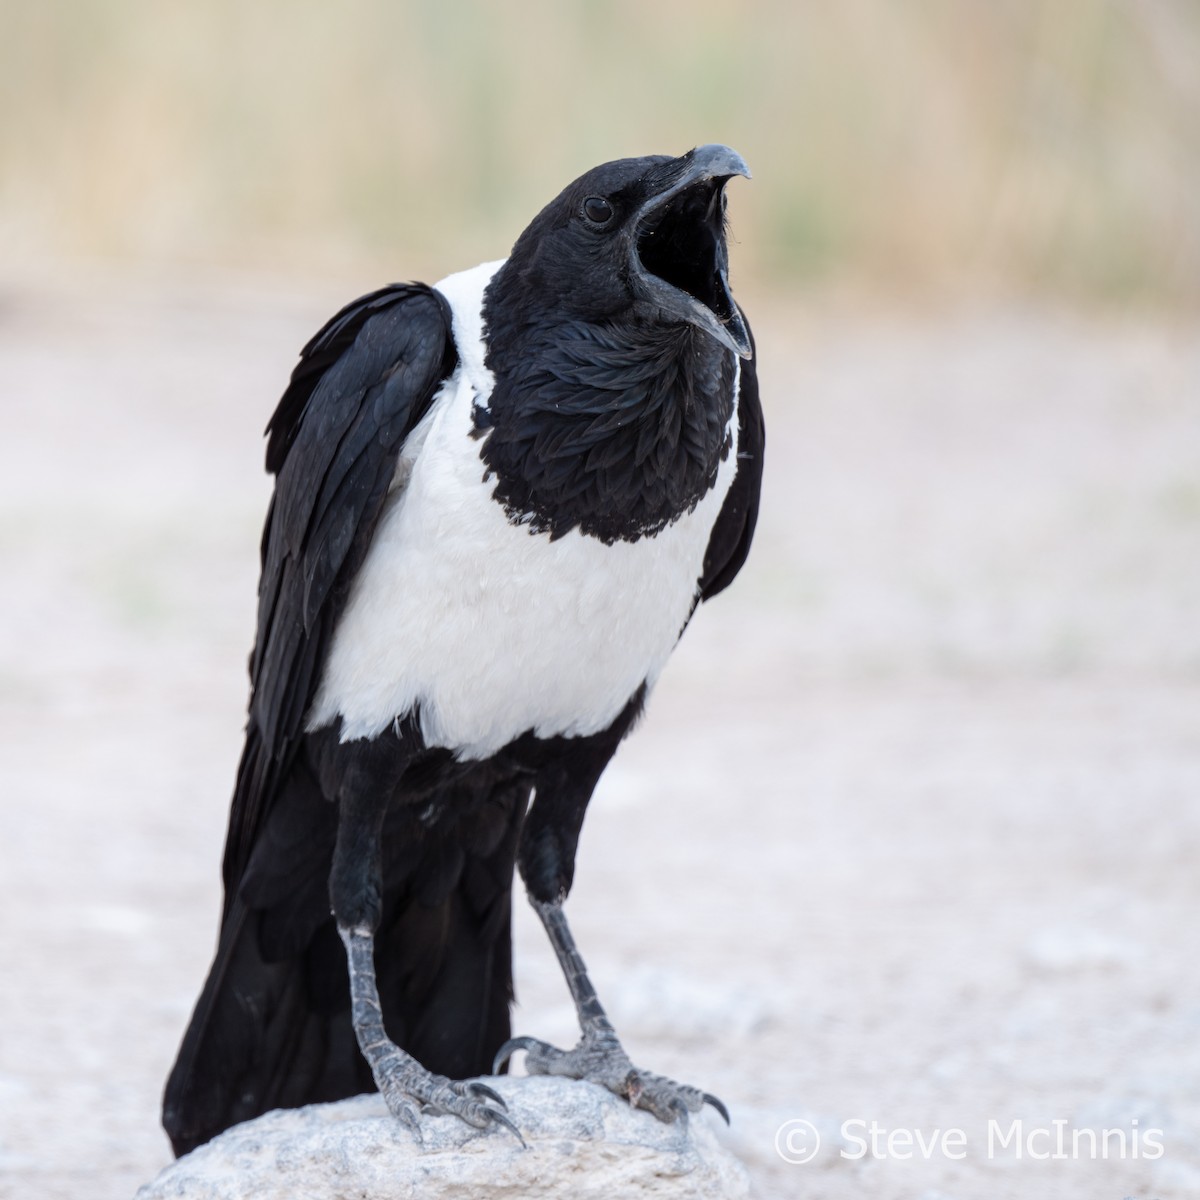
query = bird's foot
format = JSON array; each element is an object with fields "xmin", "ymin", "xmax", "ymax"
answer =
[
  {"xmin": 339, "ymin": 924, "xmax": 522, "ymax": 1144},
  {"xmin": 370, "ymin": 1044, "xmax": 524, "ymax": 1146},
  {"xmin": 494, "ymin": 1031, "xmax": 728, "ymax": 1126}
]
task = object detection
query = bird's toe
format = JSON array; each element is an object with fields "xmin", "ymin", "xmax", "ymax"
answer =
[{"xmin": 501, "ymin": 1032, "xmax": 727, "ymax": 1126}]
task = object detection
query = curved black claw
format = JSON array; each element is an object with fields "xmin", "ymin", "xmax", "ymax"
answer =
[
  {"xmin": 437, "ymin": 1080, "xmax": 522, "ymax": 1145},
  {"xmin": 460, "ymin": 1079, "xmax": 507, "ymax": 1109},
  {"xmin": 375, "ymin": 1062, "xmax": 520, "ymax": 1144},
  {"xmin": 703, "ymin": 1092, "xmax": 731, "ymax": 1125},
  {"xmin": 493, "ymin": 1035, "xmax": 540, "ymax": 1076},
  {"xmin": 482, "ymin": 1106, "xmax": 528, "ymax": 1149},
  {"xmin": 432, "ymin": 1086, "xmax": 519, "ymax": 1143}
]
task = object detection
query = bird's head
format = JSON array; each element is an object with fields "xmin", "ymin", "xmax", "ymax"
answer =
[{"xmin": 489, "ymin": 144, "xmax": 752, "ymax": 359}]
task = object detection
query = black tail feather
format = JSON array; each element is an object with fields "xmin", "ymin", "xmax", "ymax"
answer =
[{"xmin": 163, "ymin": 770, "xmax": 527, "ymax": 1157}]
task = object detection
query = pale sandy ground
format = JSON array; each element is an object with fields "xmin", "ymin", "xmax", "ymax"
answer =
[{"xmin": 1, "ymin": 275, "xmax": 1198, "ymax": 1200}]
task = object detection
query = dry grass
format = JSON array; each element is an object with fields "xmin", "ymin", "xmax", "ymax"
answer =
[{"xmin": 1, "ymin": 0, "xmax": 1198, "ymax": 304}]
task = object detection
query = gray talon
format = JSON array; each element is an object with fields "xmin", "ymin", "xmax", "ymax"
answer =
[
  {"xmin": 486, "ymin": 1107, "xmax": 528, "ymax": 1148},
  {"xmin": 704, "ymin": 1092, "xmax": 730, "ymax": 1125},
  {"xmin": 492, "ymin": 1035, "xmax": 537, "ymax": 1075},
  {"xmin": 465, "ymin": 1080, "xmax": 506, "ymax": 1108}
]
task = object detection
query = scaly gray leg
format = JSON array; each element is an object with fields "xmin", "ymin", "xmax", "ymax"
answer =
[
  {"xmin": 493, "ymin": 899, "xmax": 728, "ymax": 1126},
  {"xmin": 339, "ymin": 925, "xmax": 522, "ymax": 1143}
]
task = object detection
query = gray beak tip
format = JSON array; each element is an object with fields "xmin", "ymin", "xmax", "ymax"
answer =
[{"xmin": 692, "ymin": 143, "xmax": 752, "ymax": 182}]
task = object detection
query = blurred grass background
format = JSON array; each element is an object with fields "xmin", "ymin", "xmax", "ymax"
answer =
[
  {"xmin": 2, "ymin": 11, "xmax": 1199, "ymax": 1197},
  {"xmin": 1, "ymin": 0, "xmax": 1197, "ymax": 304}
]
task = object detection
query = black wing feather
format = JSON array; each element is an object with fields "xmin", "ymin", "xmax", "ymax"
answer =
[
  {"xmin": 221, "ymin": 284, "xmax": 458, "ymax": 903},
  {"xmin": 700, "ymin": 322, "xmax": 764, "ymax": 601}
]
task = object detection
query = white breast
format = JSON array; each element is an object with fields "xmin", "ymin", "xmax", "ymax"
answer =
[{"xmin": 305, "ymin": 261, "xmax": 740, "ymax": 759}]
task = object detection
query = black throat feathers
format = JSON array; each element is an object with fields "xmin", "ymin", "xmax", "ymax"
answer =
[{"xmin": 476, "ymin": 298, "xmax": 737, "ymax": 545}]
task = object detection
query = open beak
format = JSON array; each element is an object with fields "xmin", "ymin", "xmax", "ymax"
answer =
[{"xmin": 629, "ymin": 144, "xmax": 752, "ymax": 359}]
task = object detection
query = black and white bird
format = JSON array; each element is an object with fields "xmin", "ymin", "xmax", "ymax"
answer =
[{"xmin": 163, "ymin": 143, "xmax": 764, "ymax": 1154}]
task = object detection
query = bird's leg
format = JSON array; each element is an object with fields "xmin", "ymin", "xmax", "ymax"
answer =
[
  {"xmin": 494, "ymin": 897, "xmax": 729, "ymax": 1126},
  {"xmin": 499, "ymin": 733, "xmax": 727, "ymax": 1125},
  {"xmin": 336, "ymin": 925, "xmax": 519, "ymax": 1138},
  {"xmin": 331, "ymin": 790, "xmax": 520, "ymax": 1143}
]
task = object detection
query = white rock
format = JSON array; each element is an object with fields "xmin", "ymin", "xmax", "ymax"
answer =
[{"xmin": 136, "ymin": 1075, "xmax": 749, "ymax": 1200}]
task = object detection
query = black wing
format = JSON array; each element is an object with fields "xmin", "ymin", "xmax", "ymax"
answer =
[
  {"xmin": 222, "ymin": 283, "xmax": 459, "ymax": 905},
  {"xmin": 700, "ymin": 323, "xmax": 764, "ymax": 600}
]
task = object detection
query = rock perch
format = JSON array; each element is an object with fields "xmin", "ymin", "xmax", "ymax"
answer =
[{"xmin": 139, "ymin": 1075, "xmax": 750, "ymax": 1199}]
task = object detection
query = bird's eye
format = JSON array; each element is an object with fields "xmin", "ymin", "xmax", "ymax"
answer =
[{"xmin": 582, "ymin": 196, "xmax": 614, "ymax": 226}]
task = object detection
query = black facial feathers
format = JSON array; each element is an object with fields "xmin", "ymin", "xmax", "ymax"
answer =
[{"xmin": 477, "ymin": 151, "xmax": 743, "ymax": 543}]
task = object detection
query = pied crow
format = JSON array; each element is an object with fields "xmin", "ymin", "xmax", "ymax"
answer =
[{"xmin": 163, "ymin": 143, "xmax": 764, "ymax": 1152}]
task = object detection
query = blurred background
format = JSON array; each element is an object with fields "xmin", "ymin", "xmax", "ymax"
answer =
[
  {"xmin": 2, "ymin": 0, "xmax": 1198, "ymax": 304},
  {"xmin": 2, "ymin": 4, "xmax": 1199, "ymax": 1200}
]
